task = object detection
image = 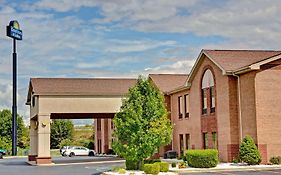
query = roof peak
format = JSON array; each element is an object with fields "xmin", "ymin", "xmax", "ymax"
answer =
[{"xmin": 203, "ymin": 49, "xmax": 281, "ymax": 52}]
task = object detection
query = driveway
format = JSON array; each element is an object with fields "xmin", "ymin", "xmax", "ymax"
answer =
[{"xmin": 0, "ymin": 157, "xmax": 124, "ymax": 175}]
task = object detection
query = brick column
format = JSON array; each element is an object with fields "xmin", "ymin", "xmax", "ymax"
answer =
[
  {"xmin": 28, "ymin": 119, "xmax": 38, "ymax": 161},
  {"xmin": 36, "ymin": 114, "xmax": 52, "ymax": 164}
]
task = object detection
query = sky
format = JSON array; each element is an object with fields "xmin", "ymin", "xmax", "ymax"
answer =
[{"xmin": 0, "ymin": 0, "xmax": 281, "ymax": 125}]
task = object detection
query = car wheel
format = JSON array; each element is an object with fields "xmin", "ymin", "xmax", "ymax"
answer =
[
  {"xmin": 0, "ymin": 153, "xmax": 3, "ymax": 159},
  {"xmin": 88, "ymin": 151, "xmax": 95, "ymax": 157},
  {"xmin": 69, "ymin": 152, "xmax": 75, "ymax": 157}
]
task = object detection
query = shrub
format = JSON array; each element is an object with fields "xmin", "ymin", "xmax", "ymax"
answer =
[
  {"xmin": 239, "ymin": 136, "xmax": 261, "ymax": 165},
  {"xmin": 186, "ymin": 149, "xmax": 218, "ymax": 168},
  {"xmin": 143, "ymin": 163, "xmax": 160, "ymax": 175},
  {"xmin": 154, "ymin": 162, "xmax": 169, "ymax": 172},
  {"xmin": 144, "ymin": 159, "xmax": 161, "ymax": 164},
  {"xmin": 117, "ymin": 168, "xmax": 126, "ymax": 174},
  {"xmin": 171, "ymin": 162, "xmax": 176, "ymax": 168},
  {"xmin": 126, "ymin": 159, "xmax": 139, "ymax": 170},
  {"xmin": 270, "ymin": 156, "xmax": 281, "ymax": 165},
  {"xmin": 178, "ymin": 162, "xmax": 187, "ymax": 169}
]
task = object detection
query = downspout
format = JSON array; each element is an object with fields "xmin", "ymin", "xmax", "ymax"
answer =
[{"xmin": 232, "ymin": 73, "xmax": 243, "ymax": 142}]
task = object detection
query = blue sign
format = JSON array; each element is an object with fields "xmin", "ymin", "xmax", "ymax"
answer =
[{"xmin": 7, "ymin": 20, "xmax": 23, "ymax": 40}]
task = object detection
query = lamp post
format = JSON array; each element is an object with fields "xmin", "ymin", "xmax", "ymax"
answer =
[{"xmin": 6, "ymin": 20, "xmax": 23, "ymax": 156}]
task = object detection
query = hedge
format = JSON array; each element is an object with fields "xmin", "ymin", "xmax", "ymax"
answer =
[
  {"xmin": 143, "ymin": 163, "xmax": 160, "ymax": 175},
  {"xmin": 270, "ymin": 156, "xmax": 281, "ymax": 165},
  {"xmin": 154, "ymin": 162, "xmax": 169, "ymax": 172},
  {"xmin": 185, "ymin": 149, "xmax": 219, "ymax": 168},
  {"xmin": 144, "ymin": 159, "xmax": 161, "ymax": 164},
  {"xmin": 126, "ymin": 160, "xmax": 141, "ymax": 170}
]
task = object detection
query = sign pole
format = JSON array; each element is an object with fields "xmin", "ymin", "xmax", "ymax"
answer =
[
  {"xmin": 12, "ymin": 38, "xmax": 17, "ymax": 156},
  {"xmin": 7, "ymin": 20, "xmax": 22, "ymax": 156}
]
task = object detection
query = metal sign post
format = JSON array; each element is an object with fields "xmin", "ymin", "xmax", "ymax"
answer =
[{"xmin": 6, "ymin": 20, "xmax": 23, "ymax": 156}]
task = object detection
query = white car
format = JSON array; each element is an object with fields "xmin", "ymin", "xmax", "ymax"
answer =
[{"xmin": 61, "ymin": 146, "xmax": 96, "ymax": 157}]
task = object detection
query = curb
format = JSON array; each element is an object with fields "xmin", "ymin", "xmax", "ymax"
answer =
[
  {"xmin": 26, "ymin": 159, "xmax": 125, "ymax": 166},
  {"xmin": 170, "ymin": 166, "xmax": 281, "ymax": 173}
]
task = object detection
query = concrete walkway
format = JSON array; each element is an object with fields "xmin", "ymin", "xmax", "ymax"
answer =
[{"xmin": 169, "ymin": 163, "xmax": 281, "ymax": 173}]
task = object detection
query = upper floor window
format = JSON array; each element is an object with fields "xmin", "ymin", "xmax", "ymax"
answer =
[
  {"xmin": 201, "ymin": 69, "xmax": 215, "ymax": 115},
  {"xmin": 184, "ymin": 94, "xmax": 189, "ymax": 118},
  {"xmin": 178, "ymin": 96, "xmax": 183, "ymax": 119}
]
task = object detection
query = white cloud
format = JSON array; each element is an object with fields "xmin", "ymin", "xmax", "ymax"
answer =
[{"xmin": 144, "ymin": 59, "xmax": 195, "ymax": 75}]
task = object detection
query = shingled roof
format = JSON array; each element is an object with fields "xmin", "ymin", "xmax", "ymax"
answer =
[
  {"xmin": 203, "ymin": 50, "xmax": 281, "ymax": 71},
  {"xmin": 148, "ymin": 74, "xmax": 188, "ymax": 94},
  {"xmin": 27, "ymin": 78, "xmax": 137, "ymax": 104}
]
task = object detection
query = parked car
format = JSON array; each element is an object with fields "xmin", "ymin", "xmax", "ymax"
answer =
[
  {"xmin": 61, "ymin": 146, "xmax": 96, "ymax": 157},
  {"xmin": 0, "ymin": 149, "xmax": 6, "ymax": 159},
  {"xmin": 60, "ymin": 146, "xmax": 72, "ymax": 156},
  {"xmin": 163, "ymin": 150, "xmax": 178, "ymax": 159}
]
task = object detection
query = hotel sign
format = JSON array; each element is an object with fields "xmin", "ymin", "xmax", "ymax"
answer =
[{"xmin": 7, "ymin": 20, "xmax": 23, "ymax": 40}]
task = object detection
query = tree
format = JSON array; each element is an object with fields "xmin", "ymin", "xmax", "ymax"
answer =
[
  {"xmin": 112, "ymin": 77, "xmax": 173, "ymax": 169},
  {"xmin": 51, "ymin": 119, "xmax": 74, "ymax": 149},
  {"xmin": 239, "ymin": 135, "xmax": 262, "ymax": 165},
  {"xmin": 0, "ymin": 109, "xmax": 28, "ymax": 151}
]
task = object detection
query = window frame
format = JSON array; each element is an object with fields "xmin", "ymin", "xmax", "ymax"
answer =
[
  {"xmin": 178, "ymin": 96, "xmax": 183, "ymax": 119},
  {"xmin": 184, "ymin": 94, "xmax": 189, "ymax": 118},
  {"xmin": 203, "ymin": 132, "xmax": 208, "ymax": 149}
]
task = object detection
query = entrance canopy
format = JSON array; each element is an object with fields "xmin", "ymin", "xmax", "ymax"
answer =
[{"xmin": 26, "ymin": 78, "xmax": 136, "ymax": 164}]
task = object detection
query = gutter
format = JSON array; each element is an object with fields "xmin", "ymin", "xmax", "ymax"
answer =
[{"xmin": 232, "ymin": 73, "xmax": 243, "ymax": 142}]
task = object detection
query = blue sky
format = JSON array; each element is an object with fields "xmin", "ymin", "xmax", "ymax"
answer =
[{"xmin": 0, "ymin": 0, "xmax": 281, "ymax": 124}]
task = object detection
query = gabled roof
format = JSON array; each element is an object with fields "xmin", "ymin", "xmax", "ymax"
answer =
[
  {"xmin": 148, "ymin": 74, "xmax": 188, "ymax": 94},
  {"xmin": 26, "ymin": 78, "xmax": 137, "ymax": 104},
  {"xmin": 203, "ymin": 50, "xmax": 281, "ymax": 72},
  {"xmin": 186, "ymin": 49, "xmax": 281, "ymax": 85}
]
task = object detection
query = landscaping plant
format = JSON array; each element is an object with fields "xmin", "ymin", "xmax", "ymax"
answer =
[
  {"xmin": 186, "ymin": 149, "xmax": 219, "ymax": 168},
  {"xmin": 143, "ymin": 163, "xmax": 160, "ymax": 175},
  {"xmin": 112, "ymin": 77, "xmax": 173, "ymax": 170},
  {"xmin": 270, "ymin": 156, "xmax": 281, "ymax": 165},
  {"xmin": 239, "ymin": 135, "xmax": 261, "ymax": 165},
  {"xmin": 154, "ymin": 162, "xmax": 169, "ymax": 172}
]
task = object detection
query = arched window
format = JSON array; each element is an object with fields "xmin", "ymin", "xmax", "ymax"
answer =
[{"xmin": 201, "ymin": 69, "xmax": 215, "ymax": 114}]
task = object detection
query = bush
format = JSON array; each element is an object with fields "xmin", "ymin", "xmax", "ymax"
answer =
[
  {"xmin": 117, "ymin": 168, "xmax": 126, "ymax": 174},
  {"xmin": 154, "ymin": 162, "xmax": 169, "ymax": 172},
  {"xmin": 126, "ymin": 159, "xmax": 138, "ymax": 170},
  {"xmin": 178, "ymin": 162, "xmax": 187, "ymax": 169},
  {"xmin": 270, "ymin": 156, "xmax": 281, "ymax": 165},
  {"xmin": 144, "ymin": 159, "xmax": 161, "ymax": 164},
  {"xmin": 143, "ymin": 164, "xmax": 160, "ymax": 175},
  {"xmin": 186, "ymin": 149, "xmax": 218, "ymax": 168},
  {"xmin": 171, "ymin": 162, "xmax": 176, "ymax": 168},
  {"xmin": 239, "ymin": 136, "xmax": 261, "ymax": 165}
]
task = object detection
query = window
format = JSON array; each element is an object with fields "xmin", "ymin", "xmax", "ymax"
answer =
[
  {"xmin": 201, "ymin": 69, "xmax": 215, "ymax": 115},
  {"xmin": 212, "ymin": 132, "xmax": 217, "ymax": 149},
  {"xmin": 97, "ymin": 119, "xmax": 101, "ymax": 131},
  {"xmin": 178, "ymin": 96, "xmax": 183, "ymax": 119},
  {"xmin": 32, "ymin": 95, "xmax": 36, "ymax": 107},
  {"xmin": 203, "ymin": 132, "xmax": 208, "ymax": 149},
  {"xmin": 185, "ymin": 134, "xmax": 190, "ymax": 150},
  {"xmin": 184, "ymin": 94, "xmax": 189, "ymax": 118},
  {"xmin": 210, "ymin": 87, "xmax": 215, "ymax": 113},
  {"xmin": 202, "ymin": 90, "xmax": 207, "ymax": 114},
  {"xmin": 179, "ymin": 134, "xmax": 184, "ymax": 156}
]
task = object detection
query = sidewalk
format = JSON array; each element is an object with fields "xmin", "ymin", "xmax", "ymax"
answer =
[{"xmin": 169, "ymin": 163, "xmax": 281, "ymax": 173}]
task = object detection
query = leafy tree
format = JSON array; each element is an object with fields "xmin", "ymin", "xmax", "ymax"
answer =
[
  {"xmin": 239, "ymin": 135, "xmax": 261, "ymax": 165},
  {"xmin": 51, "ymin": 119, "xmax": 74, "ymax": 149},
  {"xmin": 0, "ymin": 109, "xmax": 28, "ymax": 151},
  {"xmin": 112, "ymin": 77, "xmax": 173, "ymax": 169}
]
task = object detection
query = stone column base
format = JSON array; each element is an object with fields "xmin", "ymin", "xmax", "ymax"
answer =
[
  {"xmin": 36, "ymin": 157, "xmax": 52, "ymax": 164},
  {"xmin": 28, "ymin": 155, "xmax": 37, "ymax": 161}
]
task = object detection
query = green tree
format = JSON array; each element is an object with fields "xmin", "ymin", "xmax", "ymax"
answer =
[
  {"xmin": 0, "ymin": 109, "xmax": 28, "ymax": 151},
  {"xmin": 51, "ymin": 119, "xmax": 74, "ymax": 149},
  {"xmin": 112, "ymin": 77, "xmax": 173, "ymax": 169},
  {"xmin": 239, "ymin": 135, "xmax": 262, "ymax": 165}
]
